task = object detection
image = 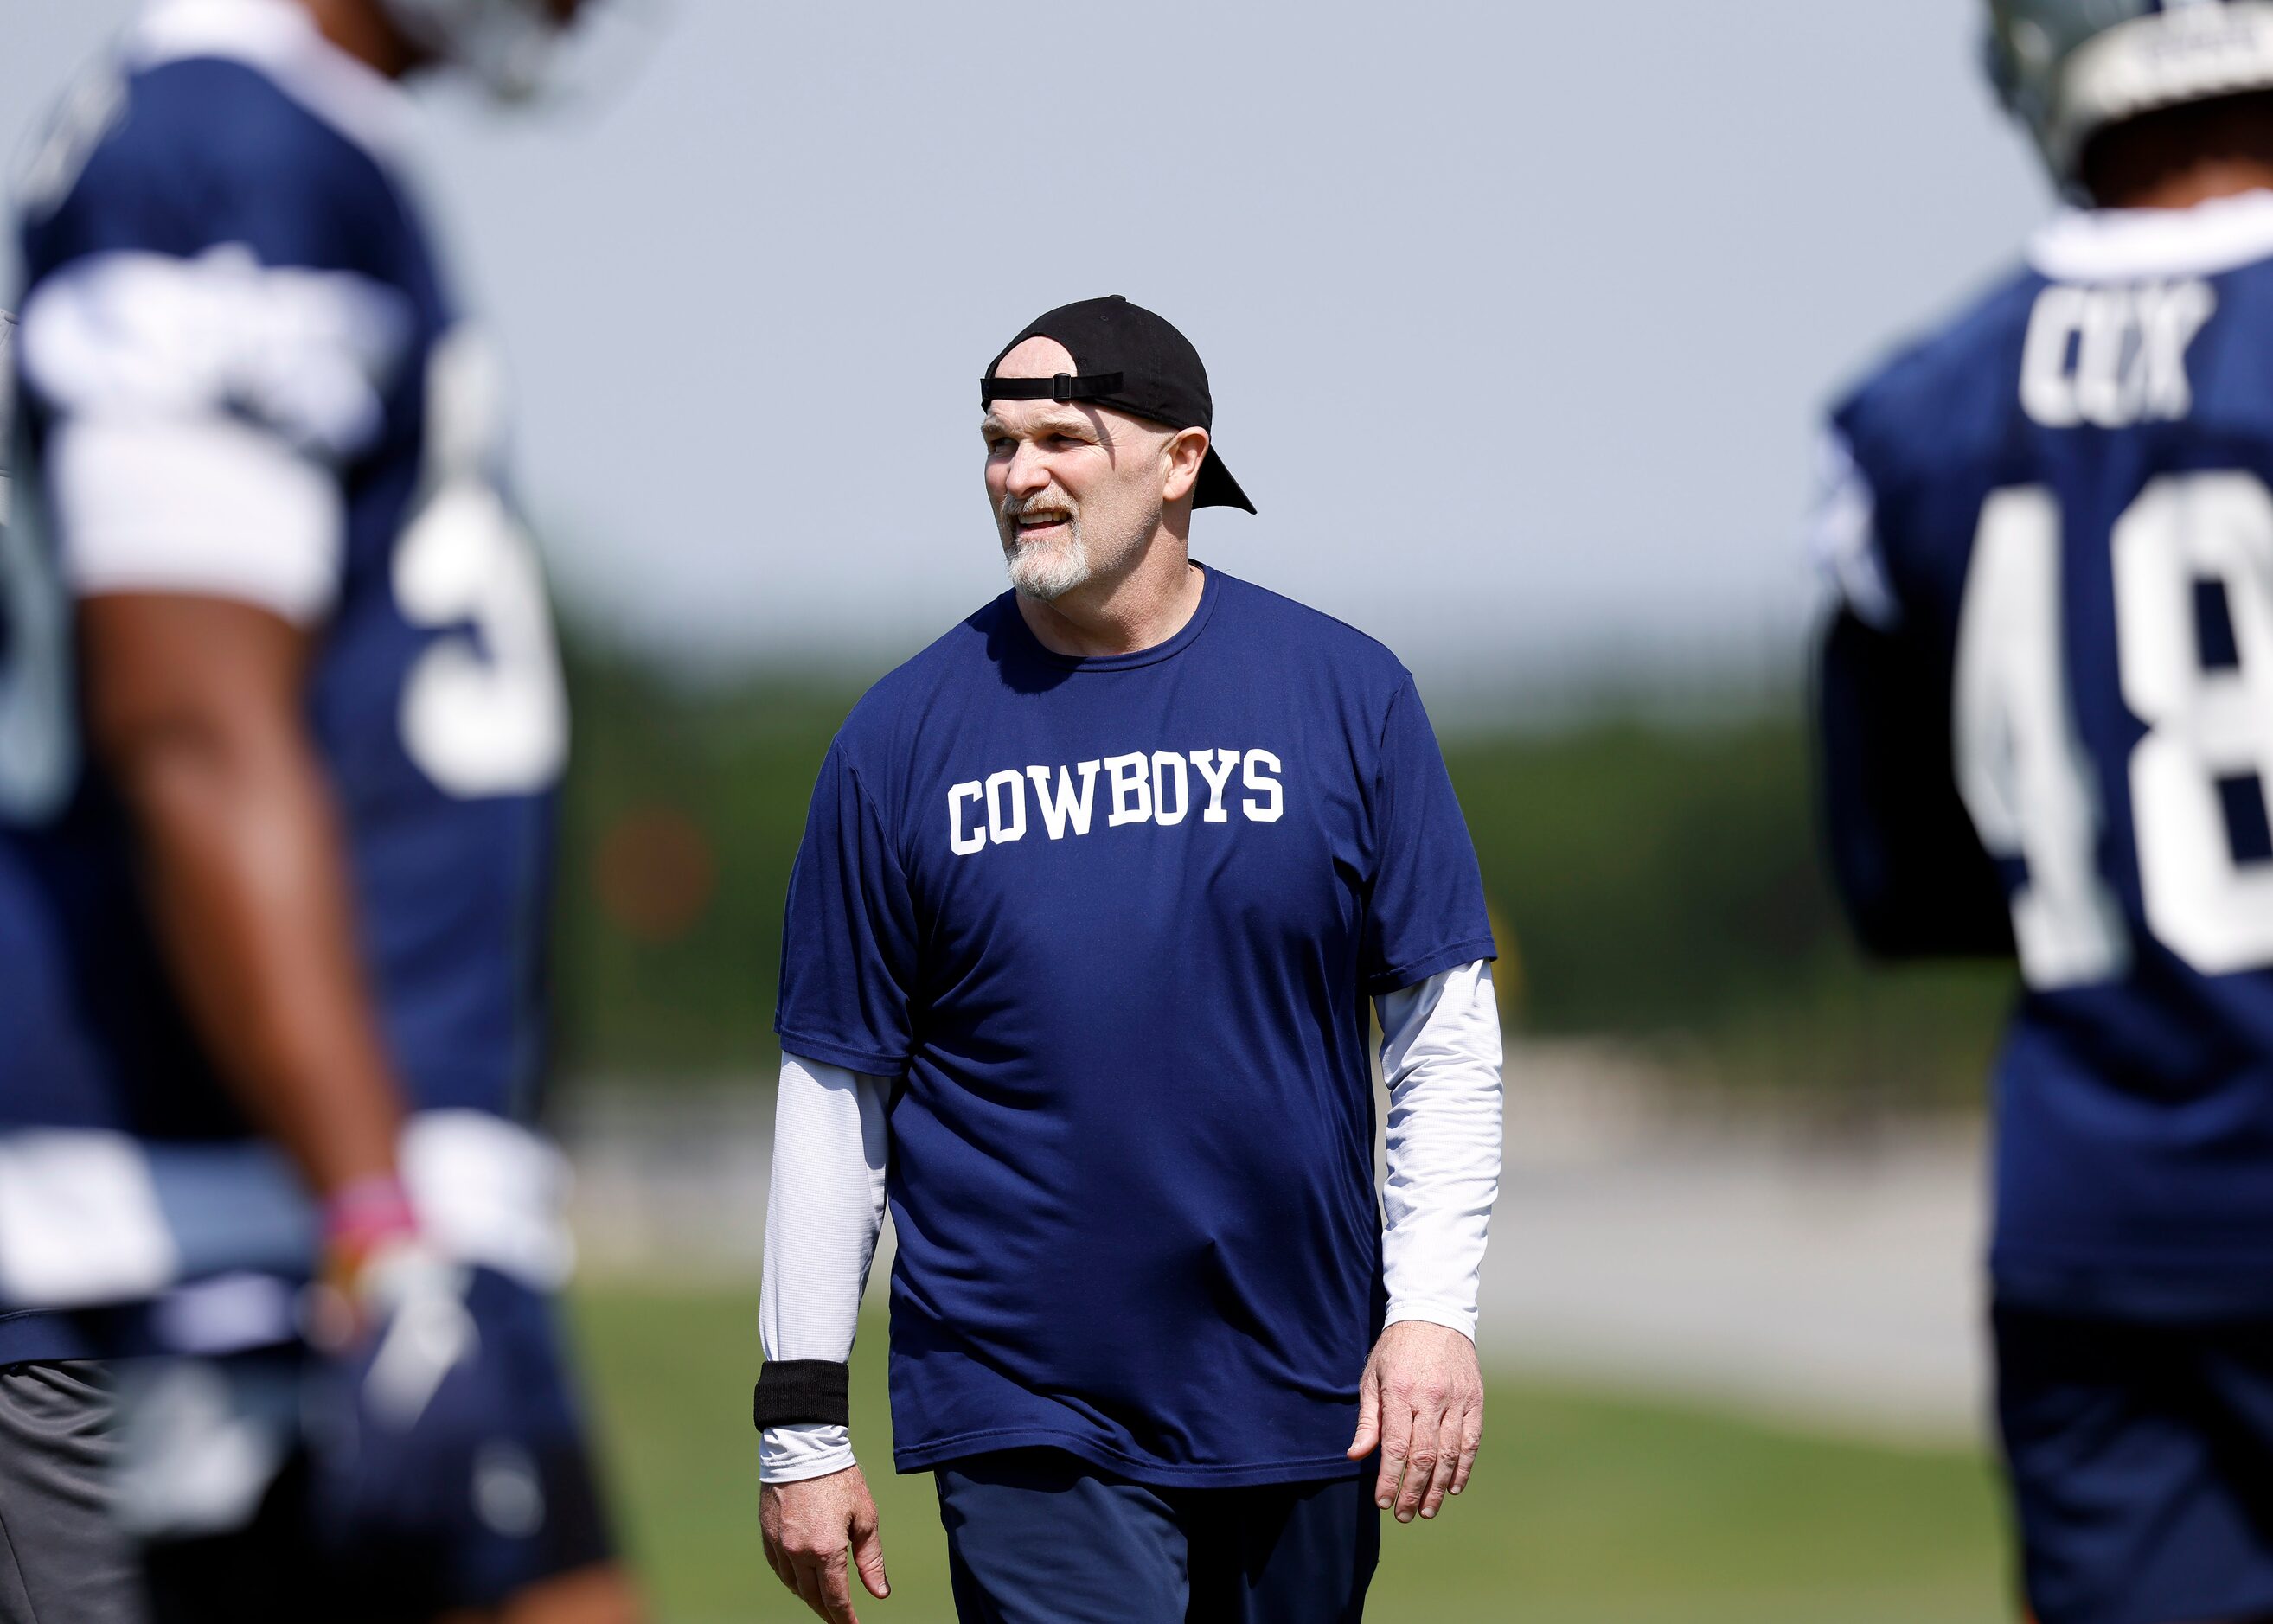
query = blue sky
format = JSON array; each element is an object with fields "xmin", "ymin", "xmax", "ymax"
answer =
[{"xmin": 8, "ymin": 1, "xmax": 2046, "ymax": 699}]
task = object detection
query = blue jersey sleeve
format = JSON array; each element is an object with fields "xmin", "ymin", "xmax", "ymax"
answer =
[
  {"xmin": 1811, "ymin": 288, "xmax": 2038, "ymax": 963},
  {"xmin": 20, "ymin": 61, "xmax": 417, "ymax": 466},
  {"xmin": 1359, "ymin": 678, "xmax": 1495, "ymax": 994},
  {"xmin": 774, "ymin": 740, "xmax": 922, "ymax": 1077},
  {"xmin": 1813, "ymin": 605, "xmax": 2013, "ymax": 959},
  {"xmin": 30, "ymin": 58, "xmax": 380, "ymax": 274}
]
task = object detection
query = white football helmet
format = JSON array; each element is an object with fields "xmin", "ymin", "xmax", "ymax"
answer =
[
  {"xmin": 1988, "ymin": 0, "xmax": 2273, "ymax": 189},
  {"xmin": 379, "ymin": 0, "xmax": 571, "ymax": 100}
]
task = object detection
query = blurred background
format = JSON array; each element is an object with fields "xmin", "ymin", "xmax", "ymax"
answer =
[{"xmin": 10, "ymin": 2, "xmax": 2048, "ymax": 1618}]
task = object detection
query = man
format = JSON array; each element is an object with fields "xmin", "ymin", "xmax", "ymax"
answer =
[
  {"xmin": 1815, "ymin": 4, "xmax": 2273, "ymax": 1620},
  {"xmin": 2, "ymin": 2, "xmax": 637, "ymax": 1619},
  {"xmin": 753, "ymin": 296, "xmax": 1505, "ymax": 1623}
]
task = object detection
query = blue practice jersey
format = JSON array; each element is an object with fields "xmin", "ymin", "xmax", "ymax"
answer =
[
  {"xmin": 777, "ymin": 567, "xmax": 1495, "ymax": 1487},
  {"xmin": 1818, "ymin": 192, "xmax": 2273, "ymax": 1320},
  {"xmin": 0, "ymin": 7, "xmax": 565, "ymax": 1150}
]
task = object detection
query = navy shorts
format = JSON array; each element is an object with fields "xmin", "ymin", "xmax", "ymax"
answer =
[
  {"xmin": 1997, "ymin": 1305, "xmax": 2273, "ymax": 1624},
  {"xmin": 933, "ymin": 1448, "xmax": 1378, "ymax": 1624},
  {"xmin": 135, "ymin": 1269, "xmax": 616, "ymax": 1623}
]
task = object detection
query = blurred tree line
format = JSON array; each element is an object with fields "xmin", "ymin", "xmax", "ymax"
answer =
[{"xmin": 552, "ymin": 643, "xmax": 2012, "ymax": 1105}]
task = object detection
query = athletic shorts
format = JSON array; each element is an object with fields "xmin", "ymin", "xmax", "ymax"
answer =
[
  {"xmin": 0, "ymin": 1362, "xmax": 148, "ymax": 1624},
  {"xmin": 933, "ymin": 1448, "xmax": 1378, "ymax": 1624},
  {"xmin": 127, "ymin": 1269, "xmax": 615, "ymax": 1624},
  {"xmin": 1997, "ymin": 1305, "xmax": 2273, "ymax": 1624}
]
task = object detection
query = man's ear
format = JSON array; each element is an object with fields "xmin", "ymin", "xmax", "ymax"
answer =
[{"xmin": 1162, "ymin": 426, "xmax": 1210, "ymax": 505}]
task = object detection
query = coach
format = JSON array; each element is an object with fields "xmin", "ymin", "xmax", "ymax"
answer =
[{"xmin": 753, "ymin": 296, "xmax": 1504, "ymax": 1622}]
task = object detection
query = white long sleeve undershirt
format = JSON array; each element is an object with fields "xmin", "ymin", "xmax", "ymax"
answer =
[
  {"xmin": 755, "ymin": 960, "xmax": 1505, "ymax": 1484},
  {"xmin": 757, "ymin": 1056, "xmax": 889, "ymax": 1484},
  {"xmin": 1374, "ymin": 959, "xmax": 1505, "ymax": 1341}
]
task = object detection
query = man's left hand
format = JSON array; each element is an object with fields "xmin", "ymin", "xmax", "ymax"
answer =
[{"xmin": 1345, "ymin": 1320, "xmax": 1484, "ymax": 1524}]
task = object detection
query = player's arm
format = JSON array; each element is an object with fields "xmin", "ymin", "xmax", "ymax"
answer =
[
  {"xmin": 1805, "ymin": 423, "xmax": 2011, "ymax": 960},
  {"xmin": 1813, "ymin": 605, "xmax": 2014, "ymax": 958},
  {"xmin": 1349, "ymin": 960, "xmax": 1502, "ymax": 1525},
  {"xmin": 80, "ymin": 592, "xmax": 404, "ymax": 1198},
  {"xmin": 19, "ymin": 182, "xmax": 422, "ymax": 1217},
  {"xmin": 756, "ymin": 1053, "xmax": 892, "ymax": 1624}
]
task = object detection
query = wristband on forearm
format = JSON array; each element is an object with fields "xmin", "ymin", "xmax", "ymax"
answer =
[
  {"xmin": 311, "ymin": 1173, "xmax": 422, "ymax": 1347},
  {"xmin": 752, "ymin": 1360, "xmax": 851, "ymax": 1429},
  {"xmin": 322, "ymin": 1174, "xmax": 419, "ymax": 1279}
]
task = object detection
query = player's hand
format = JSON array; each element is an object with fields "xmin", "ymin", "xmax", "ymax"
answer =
[
  {"xmin": 309, "ymin": 1240, "xmax": 493, "ymax": 1545},
  {"xmin": 1347, "ymin": 1320, "xmax": 1485, "ymax": 1524},
  {"xmin": 760, "ymin": 1465, "xmax": 889, "ymax": 1624},
  {"xmin": 306, "ymin": 1178, "xmax": 506, "ymax": 1545}
]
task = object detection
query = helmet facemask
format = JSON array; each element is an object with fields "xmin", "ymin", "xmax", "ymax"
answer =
[
  {"xmin": 1986, "ymin": 0, "xmax": 2273, "ymax": 195},
  {"xmin": 378, "ymin": 0, "xmax": 568, "ymax": 102}
]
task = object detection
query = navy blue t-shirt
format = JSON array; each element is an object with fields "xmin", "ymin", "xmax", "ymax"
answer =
[
  {"xmin": 777, "ymin": 566, "xmax": 1495, "ymax": 1487},
  {"xmin": 1821, "ymin": 207, "xmax": 2273, "ymax": 1320}
]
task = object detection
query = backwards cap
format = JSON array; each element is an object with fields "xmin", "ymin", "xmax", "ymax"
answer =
[{"xmin": 982, "ymin": 296, "xmax": 1256, "ymax": 514}]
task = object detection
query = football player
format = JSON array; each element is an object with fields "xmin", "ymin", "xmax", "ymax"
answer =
[
  {"xmin": 3, "ymin": 2, "xmax": 638, "ymax": 1620},
  {"xmin": 1816, "ymin": 4, "xmax": 2273, "ymax": 1620}
]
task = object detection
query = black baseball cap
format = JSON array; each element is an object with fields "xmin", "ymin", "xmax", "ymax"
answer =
[{"xmin": 981, "ymin": 295, "xmax": 1255, "ymax": 514}]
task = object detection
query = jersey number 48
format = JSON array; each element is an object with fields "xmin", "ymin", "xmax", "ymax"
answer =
[{"xmin": 1958, "ymin": 470, "xmax": 2273, "ymax": 986}]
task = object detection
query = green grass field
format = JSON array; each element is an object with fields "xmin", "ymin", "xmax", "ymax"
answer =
[{"xmin": 572, "ymin": 1288, "xmax": 2015, "ymax": 1624}]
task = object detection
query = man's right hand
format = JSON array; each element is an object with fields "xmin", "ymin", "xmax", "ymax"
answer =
[{"xmin": 759, "ymin": 1464, "xmax": 889, "ymax": 1624}]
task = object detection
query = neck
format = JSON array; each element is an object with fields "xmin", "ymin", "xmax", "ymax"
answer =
[
  {"xmin": 2085, "ymin": 97, "xmax": 2273, "ymax": 209},
  {"xmin": 295, "ymin": 0, "xmax": 420, "ymax": 78},
  {"xmin": 2107, "ymin": 157, "xmax": 2273, "ymax": 210},
  {"xmin": 1016, "ymin": 525, "xmax": 1203, "ymax": 659}
]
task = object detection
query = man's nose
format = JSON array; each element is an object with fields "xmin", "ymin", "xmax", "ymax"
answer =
[{"xmin": 1004, "ymin": 443, "xmax": 1053, "ymax": 497}]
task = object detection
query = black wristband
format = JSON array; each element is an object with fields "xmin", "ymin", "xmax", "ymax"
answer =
[{"xmin": 752, "ymin": 1360, "xmax": 851, "ymax": 1429}]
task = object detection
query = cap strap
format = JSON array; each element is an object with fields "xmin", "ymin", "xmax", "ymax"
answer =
[{"xmin": 980, "ymin": 371, "xmax": 1125, "ymax": 407}]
